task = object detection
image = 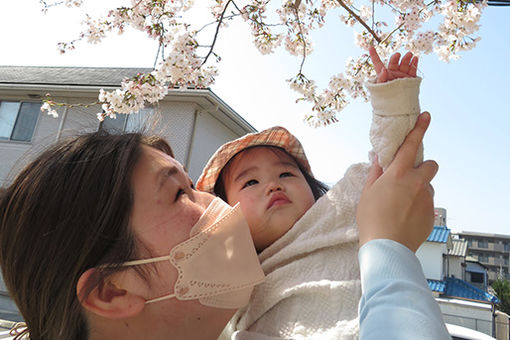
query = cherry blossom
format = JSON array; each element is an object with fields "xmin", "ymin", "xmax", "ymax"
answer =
[{"xmin": 40, "ymin": 0, "xmax": 488, "ymax": 126}]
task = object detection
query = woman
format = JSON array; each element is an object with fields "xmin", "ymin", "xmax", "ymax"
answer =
[
  {"xmin": 0, "ymin": 114, "xmax": 448, "ymax": 340},
  {"xmin": 1, "ymin": 132, "xmax": 263, "ymax": 340}
]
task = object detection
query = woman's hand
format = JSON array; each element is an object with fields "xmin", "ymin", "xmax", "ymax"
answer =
[{"xmin": 357, "ymin": 112, "xmax": 438, "ymax": 252}]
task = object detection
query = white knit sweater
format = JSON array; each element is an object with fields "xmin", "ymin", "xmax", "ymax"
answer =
[{"xmin": 222, "ymin": 77, "xmax": 423, "ymax": 340}]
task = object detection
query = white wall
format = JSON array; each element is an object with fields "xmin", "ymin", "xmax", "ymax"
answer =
[
  {"xmin": 416, "ymin": 242, "xmax": 447, "ymax": 280},
  {"xmin": 149, "ymin": 101, "xmax": 196, "ymax": 166},
  {"xmin": 0, "ymin": 96, "xmax": 230, "ymax": 186},
  {"xmin": 449, "ymin": 256, "xmax": 464, "ymax": 280},
  {"xmin": 187, "ymin": 110, "xmax": 239, "ymax": 182},
  {"xmin": 437, "ymin": 298, "xmax": 494, "ymax": 337}
]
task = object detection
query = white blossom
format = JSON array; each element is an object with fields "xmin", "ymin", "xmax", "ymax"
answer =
[{"xmin": 49, "ymin": 0, "xmax": 488, "ymax": 126}]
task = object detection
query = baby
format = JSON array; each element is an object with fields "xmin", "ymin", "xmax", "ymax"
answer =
[{"xmin": 197, "ymin": 48, "xmax": 425, "ymax": 339}]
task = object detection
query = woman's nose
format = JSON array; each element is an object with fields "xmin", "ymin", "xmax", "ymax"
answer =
[{"xmin": 194, "ymin": 189, "xmax": 215, "ymax": 210}]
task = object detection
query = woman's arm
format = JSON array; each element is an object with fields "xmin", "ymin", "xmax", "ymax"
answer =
[{"xmin": 357, "ymin": 112, "xmax": 450, "ymax": 339}]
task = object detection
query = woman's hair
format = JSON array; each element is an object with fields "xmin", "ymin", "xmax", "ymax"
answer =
[
  {"xmin": 0, "ymin": 131, "xmax": 174, "ymax": 340},
  {"xmin": 214, "ymin": 146, "xmax": 329, "ymax": 203}
]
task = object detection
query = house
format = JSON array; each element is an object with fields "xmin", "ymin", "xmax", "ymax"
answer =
[
  {"xmin": 447, "ymin": 238, "xmax": 468, "ymax": 280},
  {"xmin": 465, "ymin": 256, "xmax": 490, "ymax": 291},
  {"xmin": 0, "ymin": 66, "xmax": 256, "ymax": 185},
  {"xmin": 0, "ymin": 65, "xmax": 257, "ymax": 323},
  {"xmin": 416, "ymin": 223, "xmax": 504, "ymax": 338},
  {"xmin": 416, "ymin": 225, "xmax": 452, "ymax": 281}
]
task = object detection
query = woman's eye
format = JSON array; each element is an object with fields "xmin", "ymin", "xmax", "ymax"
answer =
[
  {"xmin": 242, "ymin": 179, "xmax": 258, "ymax": 189},
  {"xmin": 175, "ymin": 188, "xmax": 185, "ymax": 201},
  {"xmin": 280, "ymin": 172, "xmax": 293, "ymax": 178}
]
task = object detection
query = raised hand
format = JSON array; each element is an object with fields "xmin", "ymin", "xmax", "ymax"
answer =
[
  {"xmin": 357, "ymin": 112, "xmax": 438, "ymax": 252},
  {"xmin": 369, "ymin": 46, "xmax": 419, "ymax": 84}
]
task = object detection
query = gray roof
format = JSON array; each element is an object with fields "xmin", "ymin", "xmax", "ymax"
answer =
[
  {"xmin": 448, "ymin": 239, "xmax": 468, "ymax": 257},
  {"xmin": 459, "ymin": 231, "xmax": 510, "ymax": 240},
  {"xmin": 0, "ymin": 66, "xmax": 152, "ymax": 87}
]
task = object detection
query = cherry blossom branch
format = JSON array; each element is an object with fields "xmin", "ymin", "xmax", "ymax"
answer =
[
  {"xmin": 291, "ymin": 2, "xmax": 308, "ymax": 74},
  {"xmin": 336, "ymin": 0, "xmax": 381, "ymax": 43},
  {"xmin": 38, "ymin": 0, "xmax": 489, "ymax": 127},
  {"xmin": 201, "ymin": 0, "xmax": 234, "ymax": 66},
  {"xmin": 379, "ymin": 0, "xmax": 439, "ymax": 45}
]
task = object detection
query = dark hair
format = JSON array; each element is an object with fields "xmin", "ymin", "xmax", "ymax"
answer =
[
  {"xmin": 214, "ymin": 146, "xmax": 329, "ymax": 202},
  {"xmin": 0, "ymin": 131, "xmax": 174, "ymax": 340}
]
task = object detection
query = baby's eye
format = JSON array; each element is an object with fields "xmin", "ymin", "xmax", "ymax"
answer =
[
  {"xmin": 242, "ymin": 179, "xmax": 258, "ymax": 189},
  {"xmin": 280, "ymin": 172, "xmax": 293, "ymax": 178}
]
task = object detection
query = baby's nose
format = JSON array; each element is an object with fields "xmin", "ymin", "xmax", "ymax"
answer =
[{"xmin": 266, "ymin": 181, "xmax": 283, "ymax": 194}]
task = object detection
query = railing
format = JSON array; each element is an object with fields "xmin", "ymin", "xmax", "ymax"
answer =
[{"xmin": 442, "ymin": 312, "xmax": 507, "ymax": 338}]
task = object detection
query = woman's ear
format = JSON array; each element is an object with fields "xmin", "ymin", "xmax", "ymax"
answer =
[{"xmin": 76, "ymin": 268, "xmax": 146, "ymax": 319}]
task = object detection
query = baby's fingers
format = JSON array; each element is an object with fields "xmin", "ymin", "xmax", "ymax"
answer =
[
  {"xmin": 388, "ymin": 52, "xmax": 401, "ymax": 71},
  {"xmin": 399, "ymin": 52, "xmax": 413, "ymax": 74},
  {"xmin": 369, "ymin": 46, "xmax": 384, "ymax": 75},
  {"xmin": 410, "ymin": 56, "xmax": 419, "ymax": 77}
]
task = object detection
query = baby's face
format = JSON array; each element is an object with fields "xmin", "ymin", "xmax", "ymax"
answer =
[{"xmin": 223, "ymin": 146, "xmax": 315, "ymax": 251}]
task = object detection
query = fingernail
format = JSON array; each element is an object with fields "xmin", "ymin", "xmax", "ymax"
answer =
[{"xmin": 420, "ymin": 112, "xmax": 430, "ymax": 122}]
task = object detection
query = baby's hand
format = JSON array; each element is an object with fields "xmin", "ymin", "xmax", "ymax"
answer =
[{"xmin": 369, "ymin": 46, "xmax": 418, "ymax": 84}]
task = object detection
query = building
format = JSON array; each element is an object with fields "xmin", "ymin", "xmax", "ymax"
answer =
[
  {"xmin": 416, "ymin": 225, "xmax": 504, "ymax": 338},
  {"xmin": 416, "ymin": 225, "xmax": 452, "ymax": 282},
  {"xmin": 0, "ymin": 65, "xmax": 256, "ymax": 323},
  {"xmin": 435, "ymin": 207, "xmax": 447, "ymax": 227},
  {"xmin": 0, "ymin": 65, "xmax": 256, "ymax": 185},
  {"xmin": 447, "ymin": 237, "xmax": 468, "ymax": 281},
  {"xmin": 457, "ymin": 231, "xmax": 510, "ymax": 282}
]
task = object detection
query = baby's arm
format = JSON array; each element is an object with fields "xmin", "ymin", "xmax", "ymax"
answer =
[{"xmin": 366, "ymin": 47, "xmax": 423, "ymax": 170}]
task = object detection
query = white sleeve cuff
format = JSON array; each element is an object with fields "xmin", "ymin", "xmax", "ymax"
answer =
[{"xmin": 366, "ymin": 77, "xmax": 422, "ymax": 117}]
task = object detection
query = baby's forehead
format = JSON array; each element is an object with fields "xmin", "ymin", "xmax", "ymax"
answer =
[{"xmin": 232, "ymin": 145, "xmax": 298, "ymax": 167}]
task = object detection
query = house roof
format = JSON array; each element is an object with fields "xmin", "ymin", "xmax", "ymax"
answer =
[
  {"xmin": 0, "ymin": 66, "xmax": 256, "ymax": 135},
  {"xmin": 427, "ymin": 279, "xmax": 446, "ymax": 293},
  {"xmin": 448, "ymin": 239, "xmax": 468, "ymax": 257},
  {"xmin": 443, "ymin": 277, "xmax": 499, "ymax": 304},
  {"xmin": 0, "ymin": 66, "xmax": 151, "ymax": 87},
  {"xmin": 427, "ymin": 226, "xmax": 450, "ymax": 243}
]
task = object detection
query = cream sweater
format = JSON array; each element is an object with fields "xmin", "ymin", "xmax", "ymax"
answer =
[{"xmin": 223, "ymin": 77, "xmax": 423, "ymax": 340}]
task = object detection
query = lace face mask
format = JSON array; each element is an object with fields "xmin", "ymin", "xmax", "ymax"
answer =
[{"xmin": 121, "ymin": 197, "xmax": 265, "ymax": 309}]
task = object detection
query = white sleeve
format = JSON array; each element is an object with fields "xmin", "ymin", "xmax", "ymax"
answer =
[
  {"xmin": 358, "ymin": 239, "xmax": 451, "ymax": 340},
  {"xmin": 366, "ymin": 77, "xmax": 423, "ymax": 170}
]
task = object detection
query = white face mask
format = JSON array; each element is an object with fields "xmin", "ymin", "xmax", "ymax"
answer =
[{"xmin": 121, "ymin": 197, "xmax": 265, "ymax": 309}]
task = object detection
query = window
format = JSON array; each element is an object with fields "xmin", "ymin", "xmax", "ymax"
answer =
[
  {"xmin": 99, "ymin": 108, "xmax": 153, "ymax": 133},
  {"xmin": 470, "ymin": 272, "xmax": 484, "ymax": 283},
  {"xmin": 478, "ymin": 239, "xmax": 488, "ymax": 248},
  {"xmin": 505, "ymin": 257, "xmax": 509, "ymax": 265},
  {"xmin": 504, "ymin": 242, "xmax": 510, "ymax": 251},
  {"xmin": 0, "ymin": 101, "xmax": 40, "ymax": 142},
  {"xmin": 478, "ymin": 254, "xmax": 488, "ymax": 262},
  {"xmin": 467, "ymin": 239, "xmax": 473, "ymax": 247},
  {"xmin": 0, "ymin": 271, "xmax": 8, "ymax": 296}
]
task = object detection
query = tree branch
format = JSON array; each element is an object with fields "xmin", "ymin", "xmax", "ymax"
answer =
[
  {"xmin": 201, "ymin": 0, "xmax": 233, "ymax": 66},
  {"xmin": 336, "ymin": 0, "xmax": 381, "ymax": 43},
  {"xmin": 291, "ymin": 3, "xmax": 308, "ymax": 74}
]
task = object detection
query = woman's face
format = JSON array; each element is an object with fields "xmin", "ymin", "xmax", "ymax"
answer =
[{"xmin": 129, "ymin": 146, "xmax": 214, "ymax": 298}]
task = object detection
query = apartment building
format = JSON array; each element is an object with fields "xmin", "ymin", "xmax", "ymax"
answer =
[{"xmin": 457, "ymin": 231, "xmax": 510, "ymax": 282}]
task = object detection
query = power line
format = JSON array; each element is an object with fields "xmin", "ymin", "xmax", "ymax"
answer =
[{"xmin": 488, "ymin": 0, "xmax": 510, "ymax": 6}]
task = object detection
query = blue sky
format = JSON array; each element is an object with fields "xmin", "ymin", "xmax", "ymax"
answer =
[{"xmin": 0, "ymin": 1, "xmax": 509, "ymax": 234}]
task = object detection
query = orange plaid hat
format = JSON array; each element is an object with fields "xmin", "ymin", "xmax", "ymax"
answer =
[{"xmin": 196, "ymin": 126, "xmax": 312, "ymax": 194}]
